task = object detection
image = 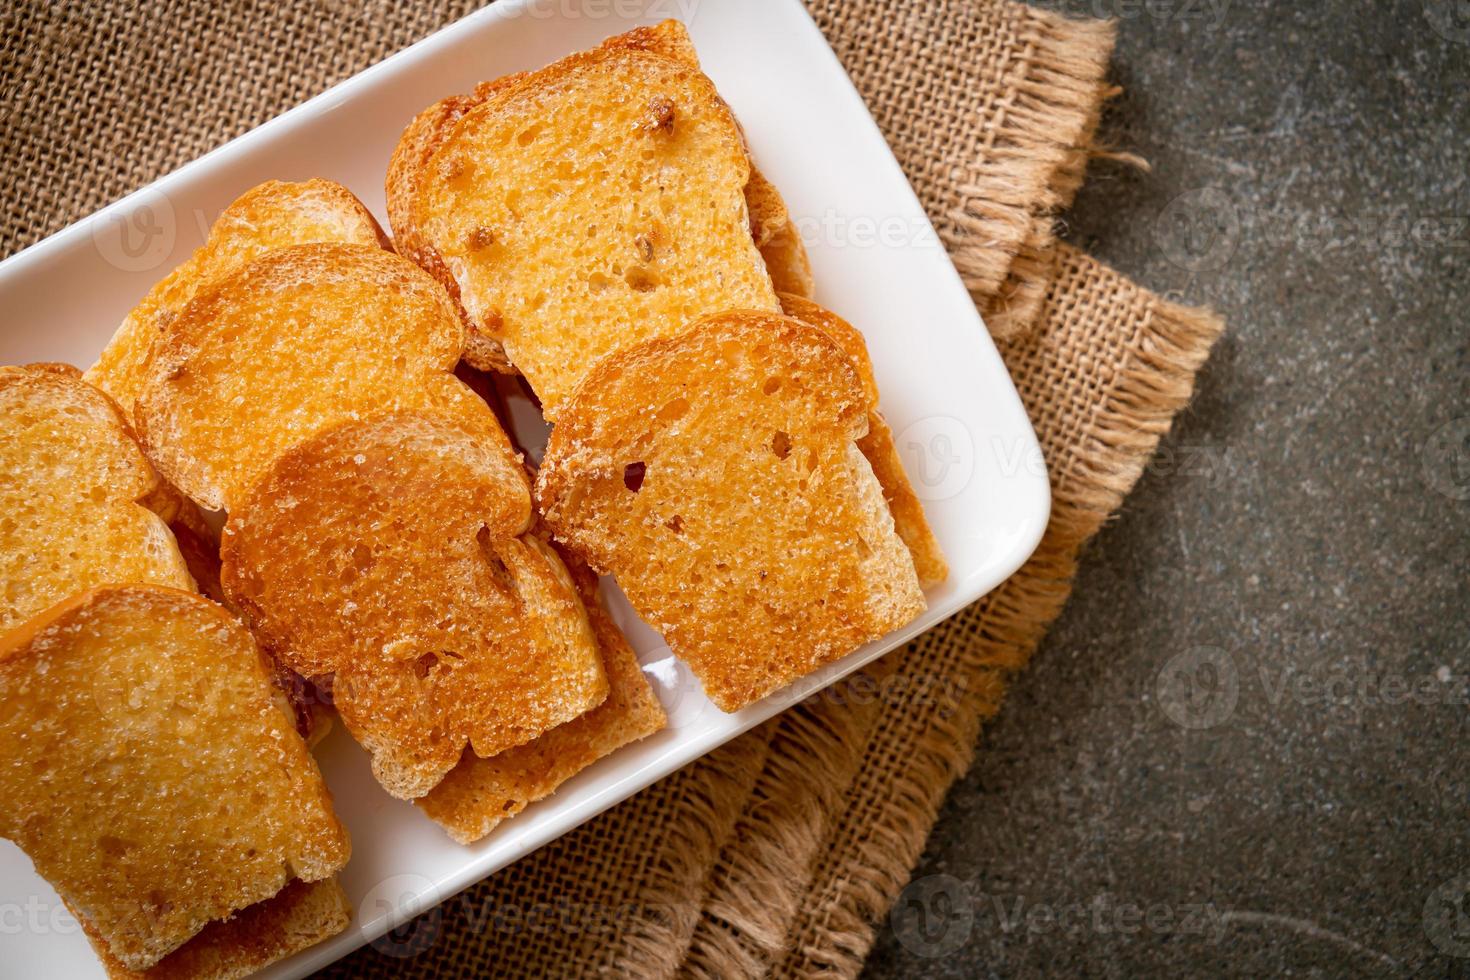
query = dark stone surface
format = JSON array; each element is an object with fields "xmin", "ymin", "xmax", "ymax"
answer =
[{"xmin": 864, "ymin": 1, "xmax": 1469, "ymax": 976}]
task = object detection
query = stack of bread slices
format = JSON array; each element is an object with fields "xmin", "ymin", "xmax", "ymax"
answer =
[
  {"xmin": 389, "ymin": 20, "xmax": 945, "ymax": 710},
  {"xmin": 0, "ymin": 19, "xmax": 944, "ymax": 979}
]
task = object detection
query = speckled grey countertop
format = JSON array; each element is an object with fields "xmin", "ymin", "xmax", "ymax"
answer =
[{"xmin": 863, "ymin": 1, "xmax": 1469, "ymax": 976}]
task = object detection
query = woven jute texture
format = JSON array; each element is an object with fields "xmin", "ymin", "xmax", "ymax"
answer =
[{"xmin": 1, "ymin": 1, "xmax": 1223, "ymax": 977}]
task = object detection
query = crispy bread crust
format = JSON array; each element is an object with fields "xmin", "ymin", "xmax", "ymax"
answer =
[
  {"xmin": 386, "ymin": 91, "xmax": 520, "ymax": 374},
  {"xmin": 135, "ymin": 241, "xmax": 510, "ymax": 511},
  {"xmin": 417, "ymin": 539, "xmax": 666, "ymax": 843},
  {"xmin": 537, "ymin": 311, "xmax": 925, "ymax": 711},
  {"xmin": 0, "ymin": 365, "xmax": 194, "ymax": 634},
  {"xmin": 747, "ymin": 169, "xmax": 815, "ymax": 298},
  {"xmin": 393, "ymin": 22, "xmax": 791, "ymax": 416},
  {"xmin": 777, "ymin": 294, "xmax": 947, "ymax": 587},
  {"xmin": 0, "ymin": 586, "xmax": 348, "ymax": 970},
  {"xmin": 221, "ymin": 412, "xmax": 606, "ymax": 800},
  {"xmin": 79, "ymin": 878, "xmax": 351, "ymax": 980},
  {"xmin": 85, "ymin": 179, "xmax": 387, "ymax": 413}
]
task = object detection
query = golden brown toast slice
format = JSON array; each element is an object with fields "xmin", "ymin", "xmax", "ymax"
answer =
[
  {"xmin": 386, "ymin": 21, "xmax": 810, "ymax": 379},
  {"xmin": 136, "ymin": 241, "xmax": 512, "ymax": 512},
  {"xmin": 597, "ymin": 20, "xmax": 813, "ymax": 296},
  {"xmin": 594, "ymin": 21, "xmax": 814, "ymax": 298},
  {"xmin": 777, "ymin": 293, "xmax": 947, "ymax": 587},
  {"xmin": 85, "ymin": 179, "xmax": 386, "ymax": 413},
  {"xmin": 401, "ymin": 25, "xmax": 781, "ymax": 417},
  {"xmin": 76, "ymin": 878, "xmax": 351, "ymax": 980},
  {"xmin": 0, "ymin": 586, "xmax": 349, "ymax": 971},
  {"xmin": 221, "ymin": 412, "xmax": 608, "ymax": 800},
  {"xmin": 417, "ymin": 538, "xmax": 666, "ymax": 843},
  {"xmin": 0, "ymin": 364, "xmax": 194, "ymax": 634},
  {"xmin": 386, "ymin": 83, "xmax": 524, "ymax": 376},
  {"xmin": 536, "ymin": 311, "xmax": 926, "ymax": 712}
]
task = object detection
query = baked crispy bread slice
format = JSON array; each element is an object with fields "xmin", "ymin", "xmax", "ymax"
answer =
[
  {"xmin": 85, "ymin": 179, "xmax": 386, "ymax": 413},
  {"xmin": 401, "ymin": 25, "xmax": 781, "ymax": 416},
  {"xmin": 386, "ymin": 21, "xmax": 810, "ymax": 381},
  {"xmin": 136, "ymin": 241, "xmax": 512, "ymax": 512},
  {"xmin": 77, "ymin": 878, "xmax": 351, "ymax": 980},
  {"xmin": 386, "ymin": 83, "xmax": 523, "ymax": 376},
  {"xmin": 0, "ymin": 586, "xmax": 349, "ymax": 971},
  {"xmin": 0, "ymin": 364, "xmax": 194, "ymax": 634},
  {"xmin": 747, "ymin": 168, "xmax": 814, "ymax": 298},
  {"xmin": 596, "ymin": 21, "xmax": 813, "ymax": 298},
  {"xmin": 778, "ymin": 293, "xmax": 947, "ymax": 587},
  {"xmin": 418, "ymin": 539, "xmax": 666, "ymax": 843},
  {"xmin": 536, "ymin": 311, "xmax": 926, "ymax": 712},
  {"xmin": 221, "ymin": 412, "xmax": 608, "ymax": 800}
]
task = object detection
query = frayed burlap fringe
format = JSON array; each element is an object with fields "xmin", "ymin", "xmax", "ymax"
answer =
[
  {"xmin": 680, "ymin": 665, "xmax": 898, "ymax": 980},
  {"xmin": 980, "ymin": 83, "xmax": 1148, "ymax": 340},
  {"xmin": 944, "ymin": 11, "xmax": 1116, "ymax": 318},
  {"xmin": 763, "ymin": 246, "xmax": 1225, "ymax": 977},
  {"xmin": 803, "ymin": 0, "xmax": 1114, "ymax": 338},
  {"xmin": 594, "ymin": 734, "xmax": 775, "ymax": 978}
]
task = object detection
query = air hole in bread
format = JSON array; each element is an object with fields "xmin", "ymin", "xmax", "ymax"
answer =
[
  {"xmin": 414, "ymin": 652, "xmax": 439, "ymax": 679},
  {"xmin": 475, "ymin": 525, "xmax": 519, "ymax": 596},
  {"xmin": 771, "ymin": 430, "xmax": 792, "ymax": 460},
  {"xmin": 516, "ymin": 124, "xmax": 543, "ymax": 146},
  {"xmin": 761, "ymin": 376, "xmax": 782, "ymax": 395},
  {"xmin": 665, "ymin": 515, "xmax": 684, "ymax": 533},
  {"xmin": 623, "ymin": 461, "xmax": 646, "ymax": 492},
  {"xmin": 350, "ymin": 543, "xmax": 372, "ymax": 576}
]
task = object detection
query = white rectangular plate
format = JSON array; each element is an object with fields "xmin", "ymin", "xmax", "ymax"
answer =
[{"xmin": 0, "ymin": 0, "xmax": 1050, "ymax": 975}]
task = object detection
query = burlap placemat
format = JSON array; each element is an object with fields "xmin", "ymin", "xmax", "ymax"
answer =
[{"xmin": 1, "ymin": 1, "xmax": 1223, "ymax": 976}]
